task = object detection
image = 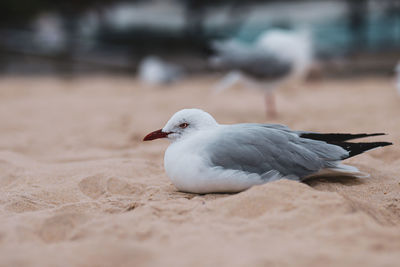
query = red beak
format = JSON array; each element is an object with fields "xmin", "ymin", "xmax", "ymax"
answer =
[{"xmin": 143, "ymin": 129, "xmax": 169, "ymax": 141}]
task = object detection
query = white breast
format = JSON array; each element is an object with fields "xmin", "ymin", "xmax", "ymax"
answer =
[{"xmin": 163, "ymin": 131, "xmax": 266, "ymax": 193}]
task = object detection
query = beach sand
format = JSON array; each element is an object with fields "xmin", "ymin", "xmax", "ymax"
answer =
[{"xmin": 0, "ymin": 76, "xmax": 399, "ymax": 266}]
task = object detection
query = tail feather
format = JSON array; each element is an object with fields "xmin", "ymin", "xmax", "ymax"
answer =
[
  {"xmin": 305, "ymin": 163, "xmax": 370, "ymax": 179},
  {"xmin": 330, "ymin": 163, "xmax": 370, "ymax": 178}
]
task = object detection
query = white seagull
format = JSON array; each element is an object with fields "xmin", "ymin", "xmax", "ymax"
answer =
[
  {"xmin": 143, "ymin": 109, "xmax": 391, "ymax": 194},
  {"xmin": 211, "ymin": 29, "xmax": 313, "ymax": 117}
]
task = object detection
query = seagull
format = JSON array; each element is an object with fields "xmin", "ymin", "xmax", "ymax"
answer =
[
  {"xmin": 143, "ymin": 109, "xmax": 392, "ymax": 194},
  {"xmin": 138, "ymin": 56, "xmax": 183, "ymax": 86},
  {"xmin": 210, "ymin": 29, "xmax": 313, "ymax": 117}
]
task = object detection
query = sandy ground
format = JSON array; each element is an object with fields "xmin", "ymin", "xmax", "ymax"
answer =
[{"xmin": 0, "ymin": 75, "xmax": 399, "ymax": 267}]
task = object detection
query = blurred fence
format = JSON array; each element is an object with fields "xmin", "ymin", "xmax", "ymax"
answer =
[{"xmin": 0, "ymin": 0, "xmax": 399, "ymax": 76}]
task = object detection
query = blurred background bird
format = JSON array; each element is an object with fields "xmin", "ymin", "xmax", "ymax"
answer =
[
  {"xmin": 138, "ymin": 56, "xmax": 183, "ymax": 86},
  {"xmin": 210, "ymin": 28, "xmax": 313, "ymax": 118}
]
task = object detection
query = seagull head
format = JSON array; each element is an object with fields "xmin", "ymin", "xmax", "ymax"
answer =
[{"xmin": 143, "ymin": 109, "xmax": 218, "ymax": 142}]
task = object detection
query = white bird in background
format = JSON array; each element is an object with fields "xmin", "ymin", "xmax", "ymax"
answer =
[
  {"xmin": 138, "ymin": 56, "xmax": 183, "ymax": 86},
  {"xmin": 395, "ymin": 62, "xmax": 400, "ymax": 96},
  {"xmin": 143, "ymin": 109, "xmax": 391, "ymax": 194},
  {"xmin": 211, "ymin": 29, "xmax": 313, "ymax": 118}
]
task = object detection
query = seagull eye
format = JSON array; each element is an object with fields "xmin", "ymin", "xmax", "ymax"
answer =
[{"xmin": 179, "ymin": 123, "xmax": 189, "ymax": 129}]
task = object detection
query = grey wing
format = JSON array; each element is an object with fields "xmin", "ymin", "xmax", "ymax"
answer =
[
  {"xmin": 211, "ymin": 40, "xmax": 292, "ymax": 79},
  {"xmin": 204, "ymin": 125, "xmax": 348, "ymax": 181},
  {"xmin": 236, "ymin": 53, "xmax": 292, "ymax": 79},
  {"xmin": 238, "ymin": 123, "xmax": 292, "ymax": 132}
]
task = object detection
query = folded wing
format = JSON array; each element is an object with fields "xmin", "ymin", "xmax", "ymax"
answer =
[{"xmin": 204, "ymin": 124, "xmax": 348, "ymax": 180}]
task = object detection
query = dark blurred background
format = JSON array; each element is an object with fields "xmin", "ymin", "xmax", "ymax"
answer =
[{"xmin": 0, "ymin": 0, "xmax": 399, "ymax": 77}]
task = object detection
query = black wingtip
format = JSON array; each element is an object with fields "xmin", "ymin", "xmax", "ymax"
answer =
[
  {"xmin": 367, "ymin": 133, "xmax": 386, "ymax": 137},
  {"xmin": 341, "ymin": 141, "xmax": 393, "ymax": 159},
  {"xmin": 300, "ymin": 132, "xmax": 388, "ymax": 142},
  {"xmin": 299, "ymin": 132, "xmax": 392, "ymax": 159}
]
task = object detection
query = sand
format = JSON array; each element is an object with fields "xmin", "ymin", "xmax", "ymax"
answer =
[{"xmin": 0, "ymin": 75, "xmax": 399, "ymax": 267}]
